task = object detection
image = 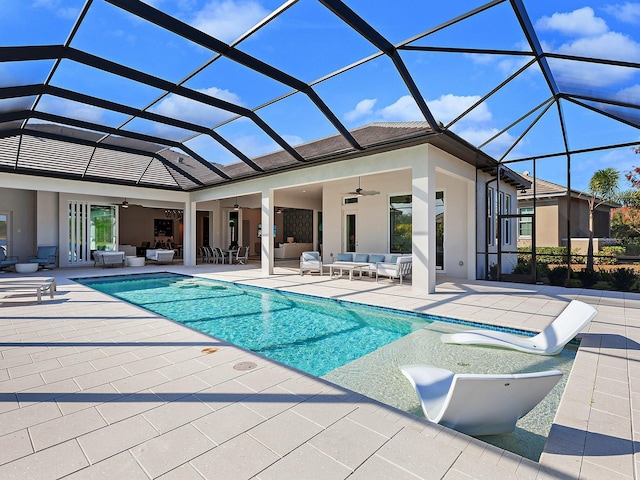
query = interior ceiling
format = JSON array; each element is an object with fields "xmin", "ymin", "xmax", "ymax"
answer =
[{"xmin": 1, "ymin": 0, "xmax": 638, "ymax": 192}]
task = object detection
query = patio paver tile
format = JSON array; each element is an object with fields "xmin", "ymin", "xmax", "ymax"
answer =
[
  {"xmin": 192, "ymin": 402, "xmax": 267, "ymax": 445},
  {"xmin": 374, "ymin": 427, "xmax": 460, "ymax": 479},
  {"xmin": 130, "ymin": 423, "xmax": 215, "ymax": 478},
  {"xmin": 249, "ymin": 409, "xmax": 324, "ymax": 457},
  {"xmin": 0, "ymin": 429, "xmax": 33, "ymax": 466},
  {"xmin": 63, "ymin": 451, "xmax": 149, "ymax": 480},
  {"xmin": 308, "ymin": 417, "xmax": 388, "ymax": 469},
  {"xmin": 0, "ymin": 439, "xmax": 89, "ymax": 480},
  {"xmin": 77, "ymin": 414, "xmax": 160, "ymax": 464},
  {"xmin": 254, "ymin": 443, "xmax": 352, "ymax": 480},
  {"xmin": 29, "ymin": 406, "xmax": 106, "ymax": 451},
  {"xmin": 191, "ymin": 433, "xmax": 279, "ymax": 479}
]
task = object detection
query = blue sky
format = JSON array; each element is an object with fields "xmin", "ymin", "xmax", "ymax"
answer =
[{"xmin": 1, "ymin": 0, "xmax": 639, "ymax": 191}]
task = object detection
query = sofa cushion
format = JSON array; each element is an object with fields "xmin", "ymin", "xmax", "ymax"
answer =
[
  {"xmin": 390, "ymin": 255, "xmax": 401, "ymax": 263},
  {"xmin": 354, "ymin": 253, "xmax": 369, "ymax": 263},
  {"xmin": 369, "ymin": 254, "xmax": 385, "ymax": 263},
  {"xmin": 302, "ymin": 252, "xmax": 319, "ymax": 261},
  {"xmin": 337, "ymin": 253, "xmax": 352, "ymax": 261}
]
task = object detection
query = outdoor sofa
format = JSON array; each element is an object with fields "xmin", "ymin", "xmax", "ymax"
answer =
[{"xmin": 331, "ymin": 252, "xmax": 412, "ymax": 283}]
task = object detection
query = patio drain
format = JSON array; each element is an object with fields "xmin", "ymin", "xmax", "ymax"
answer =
[{"xmin": 233, "ymin": 361, "xmax": 257, "ymax": 371}]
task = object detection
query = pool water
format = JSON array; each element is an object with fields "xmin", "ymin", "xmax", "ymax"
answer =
[
  {"xmin": 76, "ymin": 272, "xmax": 429, "ymax": 376},
  {"xmin": 76, "ymin": 272, "xmax": 576, "ymax": 461}
]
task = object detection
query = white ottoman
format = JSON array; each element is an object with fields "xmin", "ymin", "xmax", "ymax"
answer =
[
  {"xmin": 126, "ymin": 256, "xmax": 145, "ymax": 267},
  {"xmin": 16, "ymin": 263, "xmax": 39, "ymax": 273}
]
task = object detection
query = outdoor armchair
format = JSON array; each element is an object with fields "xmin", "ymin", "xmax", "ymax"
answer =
[
  {"xmin": 300, "ymin": 251, "xmax": 323, "ymax": 275},
  {"xmin": 29, "ymin": 246, "xmax": 58, "ymax": 269},
  {"xmin": 0, "ymin": 248, "xmax": 18, "ymax": 271}
]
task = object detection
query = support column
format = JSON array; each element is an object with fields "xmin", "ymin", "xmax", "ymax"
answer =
[
  {"xmin": 183, "ymin": 200, "xmax": 196, "ymax": 266},
  {"xmin": 412, "ymin": 158, "xmax": 436, "ymax": 294},
  {"xmin": 209, "ymin": 201, "xmax": 222, "ymax": 249},
  {"xmin": 261, "ymin": 189, "xmax": 274, "ymax": 276},
  {"xmin": 467, "ymin": 180, "xmax": 476, "ymax": 280}
]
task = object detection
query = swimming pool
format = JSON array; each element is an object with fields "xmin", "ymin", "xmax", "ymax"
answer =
[
  {"xmin": 76, "ymin": 272, "xmax": 431, "ymax": 376},
  {"xmin": 75, "ymin": 272, "xmax": 576, "ymax": 461}
]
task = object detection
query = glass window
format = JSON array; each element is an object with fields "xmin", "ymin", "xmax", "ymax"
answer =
[
  {"xmin": 436, "ymin": 191, "xmax": 444, "ymax": 270},
  {"xmin": 519, "ymin": 207, "xmax": 534, "ymax": 238},
  {"xmin": 389, "ymin": 194, "xmax": 412, "ymax": 253},
  {"xmin": 0, "ymin": 213, "xmax": 8, "ymax": 255},
  {"xmin": 90, "ymin": 206, "xmax": 116, "ymax": 251},
  {"xmin": 487, "ymin": 187, "xmax": 495, "ymax": 247},
  {"xmin": 501, "ymin": 193, "xmax": 512, "ymax": 245}
]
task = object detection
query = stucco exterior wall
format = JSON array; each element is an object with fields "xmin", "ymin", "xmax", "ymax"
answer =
[{"xmin": 0, "ymin": 187, "xmax": 37, "ymax": 261}]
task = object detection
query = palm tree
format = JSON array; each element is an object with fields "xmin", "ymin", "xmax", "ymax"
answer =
[{"xmin": 585, "ymin": 168, "xmax": 620, "ymax": 272}]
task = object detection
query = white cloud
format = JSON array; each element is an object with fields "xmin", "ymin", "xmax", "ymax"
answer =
[
  {"xmin": 344, "ymin": 98, "xmax": 377, "ymax": 122},
  {"xmin": 151, "ymin": 86, "xmax": 243, "ymax": 125},
  {"xmin": 454, "ymin": 127, "xmax": 517, "ymax": 158},
  {"xmin": 36, "ymin": 97, "xmax": 104, "ymax": 124},
  {"xmin": 550, "ymin": 31, "xmax": 640, "ymax": 87},
  {"xmin": 427, "ymin": 94, "xmax": 492, "ymax": 125},
  {"xmin": 191, "ymin": 0, "xmax": 270, "ymax": 43},
  {"xmin": 32, "ymin": 0, "xmax": 79, "ymax": 19},
  {"xmin": 603, "ymin": 2, "xmax": 640, "ymax": 24},
  {"xmin": 616, "ymin": 83, "xmax": 640, "ymax": 99},
  {"xmin": 283, "ymin": 134, "xmax": 304, "ymax": 146},
  {"xmin": 378, "ymin": 95, "xmax": 422, "ymax": 122},
  {"xmin": 536, "ymin": 7, "xmax": 608, "ymax": 36}
]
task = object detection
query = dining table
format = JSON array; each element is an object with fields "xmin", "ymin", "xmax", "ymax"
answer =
[{"xmin": 221, "ymin": 248, "xmax": 238, "ymax": 264}]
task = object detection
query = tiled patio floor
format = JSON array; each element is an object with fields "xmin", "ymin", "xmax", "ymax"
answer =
[{"xmin": 0, "ymin": 262, "xmax": 638, "ymax": 479}]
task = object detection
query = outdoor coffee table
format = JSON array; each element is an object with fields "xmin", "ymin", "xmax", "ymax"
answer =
[{"xmin": 328, "ymin": 262, "xmax": 365, "ymax": 281}]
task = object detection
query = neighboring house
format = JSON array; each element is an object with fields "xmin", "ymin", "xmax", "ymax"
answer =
[{"xmin": 516, "ymin": 172, "xmax": 617, "ymax": 253}]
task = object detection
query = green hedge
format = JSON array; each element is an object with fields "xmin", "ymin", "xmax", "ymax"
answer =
[{"xmin": 517, "ymin": 246, "xmax": 582, "ymax": 264}]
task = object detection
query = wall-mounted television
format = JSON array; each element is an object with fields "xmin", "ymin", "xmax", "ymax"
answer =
[{"xmin": 154, "ymin": 219, "xmax": 173, "ymax": 237}]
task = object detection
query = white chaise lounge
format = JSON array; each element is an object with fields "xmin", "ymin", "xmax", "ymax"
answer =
[
  {"xmin": 0, "ymin": 277, "xmax": 57, "ymax": 303},
  {"xmin": 441, "ymin": 299, "xmax": 597, "ymax": 355},
  {"xmin": 400, "ymin": 365, "xmax": 563, "ymax": 436}
]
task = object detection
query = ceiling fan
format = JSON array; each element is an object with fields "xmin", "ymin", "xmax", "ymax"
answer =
[{"xmin": 347, "ymin": 177, "xmax": 380, "ymax": 197}]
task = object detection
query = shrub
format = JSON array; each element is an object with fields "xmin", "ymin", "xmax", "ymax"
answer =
[
  {"xmin": 547, "ymin": 266, "xmax": 569, "ymax": 286},
  {"xmin": 596, "ymin": 246, "xmax": 625, "ymax": 265},
  {"xmin": 593, "ymin": 281, "xmax": 612, "ymax": 290},
  {"xmin": 577, "ymin": 269, "xmax": 601, "ymax": 288},
  {"xmin": 610, "ymin": 268, "xmax": 637, "ymax": 291},
  {"xmin": 566, "ymin": 279, "xmax": 582, "ymax": 288},
  {"xmin": 511, "ymin": 260, "xmax": 550, "ymax": 282},
  {"xmin": 517, "ymin": 246, "xmax": 583, "ymax": 265}
]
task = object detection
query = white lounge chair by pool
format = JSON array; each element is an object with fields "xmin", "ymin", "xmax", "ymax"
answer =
[
  {"xmin": 400, "ymin": 365, "xmax": 563, "ymax": 436},
  {"xmin": 440, "ymin": 299, "xmax": 597, "ymax": 355}
]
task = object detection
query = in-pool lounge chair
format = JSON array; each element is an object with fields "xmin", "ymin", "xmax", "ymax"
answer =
[
  {"xmin": 441, "ymin": 299, "xmax": 597, "ymax": 355},
  {"xmin": 400, "ymin": 365, "xmax": 563, "ymax": 436}
]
